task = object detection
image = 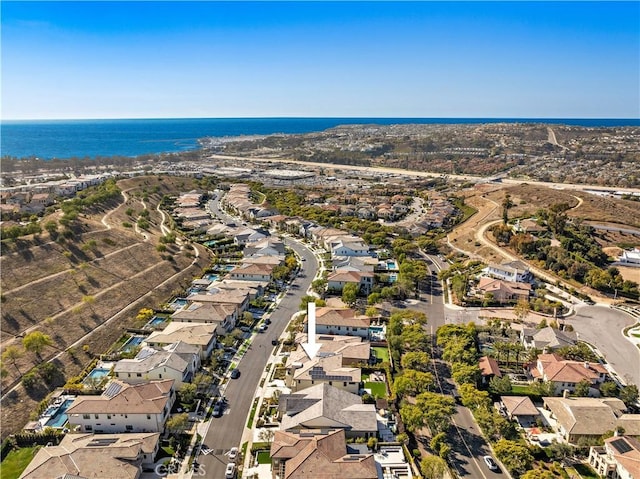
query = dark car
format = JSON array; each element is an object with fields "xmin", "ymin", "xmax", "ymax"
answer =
[
  {"xmin": 271, "ymin": 338, "xmax": 279, "ymax": 346},
  {"xmin": 212, "ymin": 401, "xmax": 225, "ymax": 417},
  {"xmin": 265, "ymin": 318, "xmax": 271, "ymax": 325},
  {"xmin": 230, "ymin": 369, "xmax": 241, "ymax": 379}
]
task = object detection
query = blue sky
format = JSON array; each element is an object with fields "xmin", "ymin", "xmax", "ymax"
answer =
[{"xmin": 1, "ymin": 1, "xmax": 638, "ymax": 119}]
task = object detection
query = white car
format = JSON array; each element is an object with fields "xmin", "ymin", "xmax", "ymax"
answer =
[
  {"xmin": 228, "ymin": 446, "xmax": 238, "ymax": 461},
  {"xmin": 225, "ymin": 462, "xmax": 236, "ymax": 478},
  {"xmin": 483, "ymin": 455, "xmax": 498, "ymax": 471}
]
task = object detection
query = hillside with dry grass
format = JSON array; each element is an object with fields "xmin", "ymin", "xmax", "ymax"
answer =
[{"xmin": 0, "ymin": 175, "xmax": 213, "ymax": 439}]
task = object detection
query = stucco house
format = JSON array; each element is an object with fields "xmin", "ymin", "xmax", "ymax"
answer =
[
  {"xmin": 144, "ymin": 322, "xmax": 217, "ymax": 360},
  {"xmin": 278, "ymin": 383, "xmax": 378, "ymax": 439},
  {"xmin": 67, "ymin": 379, "xmax": 175, "ymax": 434},
  {"xmin": 18, "ymin": 432, "xmax": 160, "ymax": 479},
  {"xmin": 327, "ymin": 270, "xmax": 374, "ymax": 295},
  {"xmin": 529, "ymin": 353, "xmax": 608, "ymax": 395},
  {"xmin": 113, "ymin": 342, "xmax": 200, "ymax": 387},
  {"xmin": 589, "ymin": 435, "xmax": 640, "ymax": 479},
  {"xmin": 270, "ymin": 429, "xmax": 377, "ymax": 479},
  {"xmin": 313, "ymin": 307, "xmax": 371, "ymax": 339},
  {"xmin": 543, "ymin": 396, "xmax": 640, "ymax": 444},
  {"xmin": 484, "ymin": 260, "xmax": 533, "ymax": 283}
]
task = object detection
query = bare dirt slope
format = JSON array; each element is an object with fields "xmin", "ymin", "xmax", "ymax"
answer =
[{"xmin": 0, "ymin": 176, "xmax": 212, "ymax": 439}]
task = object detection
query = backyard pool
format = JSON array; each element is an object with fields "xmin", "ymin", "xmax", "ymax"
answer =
[
  {"xmin": 204, "ymin": 274, "xmax": 219, "ymax": 282},
  {"xmin": 121, "ymin": 335, "xmax": 145, "ymax": 352},
  {"xmin": 388, "ymin": 273, "xmax": 398, "ymax": 283},
  {"xmin": 44, "ymin": 398, "xmax": 75, "ymax": 429},
  {"xmin": 387, "ymin": 261, "xmax": 398, "ymax": 270},
  {"xmin": 82, "ymin": 367, "xmax": 111, "ymax": 386},
  {"xmin": 168, "ymin": 298, "xmax": 188, "ymax": 310},
  {"xmin": 146, "ymin": 316, "xmax": 168, "ymax": 328},
  {"xmin": 369, "ymin": 326, "xmax": 387, "ymax": 341}
]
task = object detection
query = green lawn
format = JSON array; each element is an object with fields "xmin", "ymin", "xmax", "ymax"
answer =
[
  {"xmin": 1, "ymin": 447, "xmax": 38, "ymax": 479},
  {"xmin": 510, "ymin": 384, "xmax": 535, "ymax": 395},
  {"xmin": 257, "ymin": 450, "xmax": 271, "ymax": 464},
  {"xmin": 364, "ymin": 381, "xmax": 387, "ymax": 398},
  {"xmin": 572, "ymin": 463, "xmax": 599, "ymax": 478},
  {"xmin": 372, "ymin": 347, "xmax": 390, "ymax": 363}
]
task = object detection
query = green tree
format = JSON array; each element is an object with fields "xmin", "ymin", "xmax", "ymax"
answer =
[
  {"xmin": 400, "ymin": 351, "xmax": 430, "ymax": 372},
  {"xmin": 620, "ymin": 384, "xmax": 639, "ymax": 407},
  {"xmin": 399, "ymin": 404, "xmax": 424, "ymax": 433},
  {"xmin": 166, "ymin": 412, "xmax": 189, "ymax": 434},
  {"xmin": 451, "ymin": 363, "xmax": 481, "ymax": 385},
  {"xmin": 179, "ymin": 383, "xmax": 197, "ymax": 404},
  {"xmin": 23, "ymin": 331, "xmax": 53, "ymax": 359},
  {"xmin": 21, "ymin": 371, "xmax": 39, "ymax": 390},
  {"xmin": 459, "ymin": 384, "xmax": 491, "ymax": 410},
  {"xmin": 416, "ymin": 391, "xmax": 456, "ymax": 434},
  {"xmin": 2, "ymin": 345, "xmax": 24, "ymax": 375},
  {"xmin": 599, "ymin": 381, "xmax": 619, "ymax": 397},
  {"xmin": 513, "ymin": 299, "xmax": 530, "ymax": 323},
  {"xmin": 393, "ymin": 370, "xmax": 434, "ymax": 398},
  {"xmin": 573, "ymin": 379, "xmax": 591, "ymax": 397},
  {"xmin": 420, "ymin": 455, "xmax": 447, "ymax": 479},
  {"xmin": 489, "ymin": 375, "xmax": 513, "ymax": 395},
  {"xmin": 365, "ymin": 306, "xmax": 379, "ymax": 317},
  {"xmin": 493, "ymin": 439, "xmax": 534, "ymax": 476},
  {"xmin": 521, "ymin": 469, "xmax": 557, "ymax": 479},
  {"xmin": 342, "ymin": 283, "xmax": 358, "ymax": 306}
]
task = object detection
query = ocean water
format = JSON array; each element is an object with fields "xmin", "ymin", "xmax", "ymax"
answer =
[{"xmin": 1, "ymin": 117, "xmax": 638, "ymax": 160}]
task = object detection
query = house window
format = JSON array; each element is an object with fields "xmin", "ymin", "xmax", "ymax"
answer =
[
  {"xmin": 344, "ymin": 382, "xmax": 347, "ymax": 386},
  {"xmin": 136, "ymin": 373, "xmax": 142, "ymax": 377},
  {"xmin": 107, "ymin": 414, "xmax": 111, "ymax": 419},
  {"xmin": 147, "ymin": 414, "xmax": 151, "ymax": 420},
  {"xmin": 159, "ymin": 374, "xmax": 162, "ymax": 378},
  {"xmin": 94, "ymin": 414, "xmax": 99, "ymax": 419},
  {"xmin": 128, "ymin": 373, "xmax": 131, "ymax": 377},
  {"xmin": 83, "ymin": 414, "xmax": 90, "ymax": 419},
  {"xmin": 84, "ymin": 425, "xmax": 92, "ymax": 431}
]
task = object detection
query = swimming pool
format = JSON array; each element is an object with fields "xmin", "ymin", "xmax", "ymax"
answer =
[
  {"xmin": 387, "ymin": 261, "xmax": 398, "ymax": 270},
  {"xmin": 44, "ymin": 399, "xmax": 75, "ymax": 429},
  {"xmin": 146, "ymin": 316, "xmax": 167, "ymax": 327},
  {"xmin": 389, "ymin": 273, "xmax": 398, "ymax": 282},
  {"xmin": 121, "ymin": 335, "xmax": 145, "ymax": 352},
  {"xmin": 168, "ymin": 298, "xmax": 188, "ymax": 310},
  {"xmin": 204, "ymin": 273, "xmax": 219, "ymax": 282},
  {"xmin": 82, "ymin": 367, "xmax": 111, "ymax": 386}
]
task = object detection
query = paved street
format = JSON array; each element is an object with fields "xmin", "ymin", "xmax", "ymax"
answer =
[
  {"xmin": 565, "ymin": 304, "xmax": 640, "ymax": 387},
  {"xmin": 198, "ymin": 195, "xmax": 317, "ymax": 478}
]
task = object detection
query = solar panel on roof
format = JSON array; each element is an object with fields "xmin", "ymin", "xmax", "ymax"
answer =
[
  {"xmin": 103, "ymin": 382, "xmax": 123, "ymax": 398},
  {"xmin": 610, "ymin": 438, "xmax": 633, "ymax": 454}
]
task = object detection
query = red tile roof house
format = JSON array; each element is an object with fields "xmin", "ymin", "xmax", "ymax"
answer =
[
  {"xmin": 313, "ymin": 307, "xmax": 371, "ymax": 339},
  {"xmin": 67, "ymin": 379, "xmax": 175, "ymax": 434},
  {"xmin": 529, "ymin": 353, "xmax": 608, "ymax": 396},
  {"xmin": 327, "ymin": 270, "xmax": 374, "ymax": 295},
  {"xmin": 476, "ymin": 277, "xmax": 532, "ymax": 303},
  {"xmin": 228, "ymin": 263, "xmax": 274, "ymax": 282},
  {"xmin": 270, "ymin": 429, "xmax": 377, "ymax": 479},
  {"xmin": 479, "ymin": 355, "xmax": 502, "ymax": 385}
]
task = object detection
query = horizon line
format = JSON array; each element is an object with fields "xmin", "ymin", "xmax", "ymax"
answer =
[{"xmin": 3, "ymin": 115, "xmax": 639, "ymax": 122}]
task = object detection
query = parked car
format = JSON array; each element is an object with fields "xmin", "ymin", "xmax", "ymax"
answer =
[
  {"xmin": 228, "ymin": 447, "xmax": 238, "ymax": 461},
  {"xmin": 230, "ymin": 369, "xmax": 241, "ymax": 379},
  {"xmin": 225, "ymin": 462, "xmax": 236, "ymax": 478},
  {"xmin": 258, "ymin": 324, "xmax": 267, "ymax": 333},
  {"xmin": 271, "ymin": 338, "xmax": 279, "ymax": 346},
  {"xmin": 212, "ymin": 401, "xmax": 225, "ymax": 418},
  {"xmin": 483, "ymin": 455, "xmax": 498, "ymax": 471}
]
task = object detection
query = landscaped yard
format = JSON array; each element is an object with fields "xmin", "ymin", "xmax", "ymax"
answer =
[
  {"xmin": 510, "ymin": 384, "xmax": 536, "ymax": 395},
  {"xmin": 372, "ymin": 346, "xmax": 390, "ymax": 363},
  {"xmin": 1, "ymin": 447, "xmax": 38, "ymax": 479},
  {"xmin": 571, "ymin": 463, "xmax": 599, "ymax": 479},
  {"xmin": 364, "ymin": 381, "xmax": 387, "ymax": 398},
  {"xmin": 257, "ymin": 450, "xmax": 271, "ymax": 464}
]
